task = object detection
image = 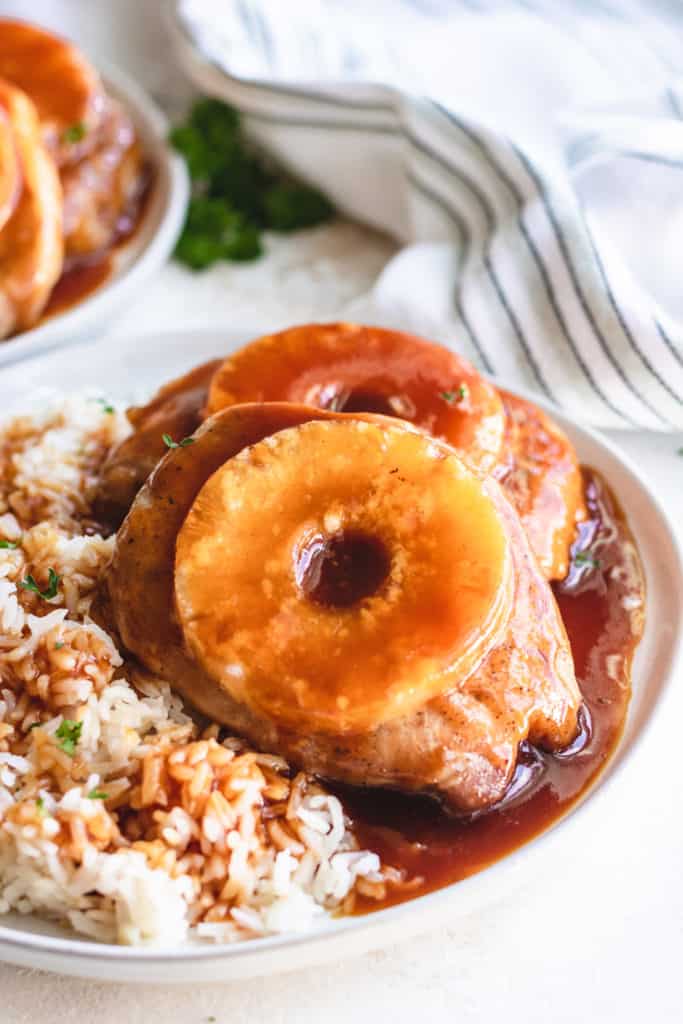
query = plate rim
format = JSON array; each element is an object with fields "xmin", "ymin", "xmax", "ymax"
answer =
[{"xmin": 0, "ymin": 325, "xmax": 680, "ymax": 967}]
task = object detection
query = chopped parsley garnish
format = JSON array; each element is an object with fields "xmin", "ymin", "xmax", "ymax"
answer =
[
  {"xmin": 170, "ymin": 98, "xmax": 333, "ymax": 270},
  {"xmin": 573, "ymin": 551, "xmax": 601, "ymax": 570},
  {"xmin": 36, "ymin": 796, "xmax": 46, "ymax": 816},
  {"xmin": 91, "ymin": 397, "xmax": 115, "ymax": 414},
  {"xmin": 0, "ymin": 540, "xmax": 18, "ymax": 549},
  {"xmin": 55, "ymin": 719, "xmax": 82, "ymax": 757},
  {"xmin": 162, "ymin": 433, "xmax": 194, "ymax": 449},
  {"xmin": 54, "ymin": 642, "xmax": 65, "ymax": 650},
  {"xmin": 28, "ymin": 722, "xmax": 41, "ymax": 731},
  {"xmin": 174, "ymin": 197, "xmax": 263, "ymax": 269},
  {"xmin": 19, "ymin": 568, "xmax": 61, "ymax": 600},
  {"xmin": 62, "ymin": 121, "xmax": 87, "ymax": 144},
  {"xmin": 440, "ymin": 384, "xmax": 469, "ymax": 404},
  {"xmin": 87, "ymin": 788, "xmax": 108, "ymax": 800}
]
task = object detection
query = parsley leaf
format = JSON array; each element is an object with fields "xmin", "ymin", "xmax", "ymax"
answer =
[
  {"xmin": 55, "ymin": 719, "xmax": 82, "ymax": 757},
  {"xmin": 91, "ymin": 397, "xmax": 115, "ymax": 414},
  {"xmin": 573, "ymin": 551, "xmax": 601, "ymax": 570},
  {"xmin": 87, "ymin": 788, "xmax": 108, "ymax": 800},
  {"xmin": 263, "ymin": 182, "xmax": 334, "ymax": 232},
  {"xmin": 36, "ymin": 796, "xmax": 46, "ymax": 816},
  {"xmin": 440, "ymin": 384, "xmax": 469, "ymax": 405},
  {"xmin": 169, "ymin": 99, "xmax": 240, "ymax": 181},
  {"xmin": 174, "ymin": 196, "xmax": 262, "ymax": 269},
  {"xmin": 19, "ymin": 568, "xmax": 61, "ymax": 600},
  {"xmin": 0, "ymin": 540, "xmax": 18, "ymax": 549},
  {"xmin": 162, "ymin": 433, "xmax": 195, "ymax": 449},
  {"xmin": 62, "ymin": 121, "xmax": 87, "ymax": 144},
  {"xmin": 54, "ymin": 642, "xmax": 65, "ymax": 650}
]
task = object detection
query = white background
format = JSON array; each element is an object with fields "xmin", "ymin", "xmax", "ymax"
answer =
[{"xmin": 1, "ymin": 2, "xmax": 682, "ymax": 1021}]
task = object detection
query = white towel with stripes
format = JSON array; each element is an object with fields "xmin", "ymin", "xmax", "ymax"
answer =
[{"xmin": 174, "ymin": 0, "xmax": 683, "ymax": 430}]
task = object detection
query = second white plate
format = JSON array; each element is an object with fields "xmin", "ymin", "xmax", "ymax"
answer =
[{"xmin": 0, "ymin": 64, "xmax": 189, "ymax": 369}]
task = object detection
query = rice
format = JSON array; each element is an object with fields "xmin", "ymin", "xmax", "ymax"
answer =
[{"xmin": 0, "ymin": 395, "xmax": 405, "ymax": 946}]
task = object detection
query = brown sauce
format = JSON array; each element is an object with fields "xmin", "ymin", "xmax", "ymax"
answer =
[
  {"xmin": 41, "ymin": 164, "xmax": 154, "ymax": 321},
  {"xmin": 342, "ymin": 469, "xmax": 644, "ymax": 912},
  {"xmin": 43, "ymin": 254, "xmax": 113, "ymax": 317}
]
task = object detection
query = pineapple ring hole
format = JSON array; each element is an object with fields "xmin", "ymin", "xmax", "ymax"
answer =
[
  {"xmin": 296, "ymin": 530, "xmax": 391, "ymax": 608},
  {"xmin": 317, "ymin": 385, "xmax": 414, "ymax": 419}
]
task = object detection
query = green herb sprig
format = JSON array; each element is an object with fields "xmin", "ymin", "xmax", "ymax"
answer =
[
  {"xmin": 91, "ymin": 397, "xmax": 115, "ymax": 414},
  {"xmin": 440, "ymin": 384, "xmax": 469, "ymax": 405},
  {"xmin": 19, "ymin": 568, "xmax": 61, "ymax": 601},
  {"xmin": 87, "ymin": 788, "xmax": 108, "ymax": 801},
  {"xmin": 162, "ymin": 433, "xmax": 194, "ymax": 450},
  {"xmin": 170, "ymin": 99, "xmax": 334, "ymax": 270},
  {"xmin": 62, "ymin": 121, "xmax": 87, "ymax": 144},
  {"xmin": 55, "ymin": 719, "xmax": 82, "ymax": 757},
  {"xmin": 0, "ymin": 540, "xmax": 18, "ymax": 550},
  {"xmin": 573, "ymin": 551, "xmax": 601, "ymax": 570}
]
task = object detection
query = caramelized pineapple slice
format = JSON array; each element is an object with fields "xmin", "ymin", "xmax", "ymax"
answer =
[
  {"xmin": 174, "ymin": 418, "xmax": 513, "ymax": 734},
  {"xmin": 205, "ymin": 322, "xmax": 506, "ymax": 475},
  {"xmin": 0, "ymin": 80, "xmax": 63, "ymax": 338},
  {"xmin": 0, "ymin": 105, "xmax": 20, "ymax": 234},
  {"xmin": 107, "ymin": 403, "xmax": 384, "ymax": 720},
  {"xmin": 0, "ymin": 19, "xmax": 105, "ymax": 167}
]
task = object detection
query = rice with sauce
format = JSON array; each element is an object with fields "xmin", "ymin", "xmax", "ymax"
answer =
[{"xmin": 0, "ymin": 395, "xmax": 403, "ymax": 946}]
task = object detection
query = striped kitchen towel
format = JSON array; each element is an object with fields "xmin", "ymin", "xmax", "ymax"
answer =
[{"xmin": 171, "ymin": 0, "xmax": 683, "ymax": 430}]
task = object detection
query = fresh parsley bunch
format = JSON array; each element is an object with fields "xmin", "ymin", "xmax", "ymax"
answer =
[{"xmin": 170, "ymin": 99, "xmax": 334, "ymax": 270}]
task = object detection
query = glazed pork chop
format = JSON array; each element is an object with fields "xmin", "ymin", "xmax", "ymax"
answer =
[
  {"xmin": 93, "ymin": 359, "xmax": 221, "ymax": 527},
  {"xmin": 494, "ymin": 391, "xmax": 585, "ymax": 581},
  {"xmin": 104, "ymin": 404, "xmax": 581, "ymax": 813},
  {"xmin": 60, "ymin": 98, "xmax": 147, "ymax": 261}
]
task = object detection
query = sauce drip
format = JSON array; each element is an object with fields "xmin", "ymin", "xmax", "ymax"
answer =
[
  {"xmin": 43, "ymin": 255, "xmax": 112, "ymax": 317},
  {"xmin": 341, "ymin": 468, "xmax": 644, "ymax": 912}
]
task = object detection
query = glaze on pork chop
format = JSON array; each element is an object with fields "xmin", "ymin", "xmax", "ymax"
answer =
[{"xmin": 104, "ymin": 405, "xmax": 581, "ymax": 814}]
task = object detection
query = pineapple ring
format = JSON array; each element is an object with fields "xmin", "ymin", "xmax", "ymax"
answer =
[
  {"xmin": 0, "ymin": 105, "xmax": 20, "ymax": 234},
  {"xmin": 0, "ymin": 19, "xmax": 105, "ymax": 167},
  {"xmin": 206, "ymin": 322, "xmax": 506, "ymax": 475},
  {"xmin": 175, "ymin": 417, "xmax": 513, "ymax": 734},
  {"xmin": 0, "ymin": 80, "xmax": 63, "ymax": 339},
  {"xmin": 106, "ymin": 403, "xmax": 415, "ymax": 726}
]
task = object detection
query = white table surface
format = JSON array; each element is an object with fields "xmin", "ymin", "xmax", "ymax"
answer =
[{"xmin": 2, "ymin": 3, "xmax": 683, "ymax": 1021}]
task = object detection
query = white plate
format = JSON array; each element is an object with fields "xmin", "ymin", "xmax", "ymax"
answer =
[
  {"xmin": 0, "ymin": 327, "xmax": 681, "ymax": 983},
  {"xmin": 0, "ymin": 64, "xmax": 189, "ymax": 368}
]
